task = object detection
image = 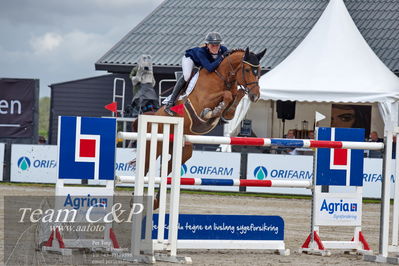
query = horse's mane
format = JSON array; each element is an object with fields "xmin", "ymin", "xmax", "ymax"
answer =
[{"xmin": 224, "ymin": 48, "xmax": 245, "ymax": 57}]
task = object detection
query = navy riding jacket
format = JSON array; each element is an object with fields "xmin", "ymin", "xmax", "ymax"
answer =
[{"xmin": 185, "ymin": 45, "xmax": 228, "ymax": 72}]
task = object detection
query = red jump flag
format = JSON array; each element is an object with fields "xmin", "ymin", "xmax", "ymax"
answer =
[{"xmin": 104, "ymin": 102, "xmax": 118, "ymax": 113}]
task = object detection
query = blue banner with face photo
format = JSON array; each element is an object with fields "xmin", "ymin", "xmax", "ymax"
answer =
[
  {"xmin": 151, "ymin": 214, "xmax": 284, "ymax": 241},
  {"xmin": 316, "ymin": 127, "xmax": 364, "ymax": 186}
]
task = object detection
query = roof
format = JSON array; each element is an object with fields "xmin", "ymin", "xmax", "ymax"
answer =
[
  {"xmin": 95, "ymin": 0, "xmax": 399, "ymax": 73},
  {"xmin": 48, "ymin": 74, "xmax": 112, "ymax": 87}
]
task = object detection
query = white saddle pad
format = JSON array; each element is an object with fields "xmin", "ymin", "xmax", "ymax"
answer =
[{"xmin": 162, "ymin": 72, "xmax": 199, "ymax": 104}]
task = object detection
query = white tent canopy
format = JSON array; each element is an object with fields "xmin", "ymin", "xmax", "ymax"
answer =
[{"xmin": 224, "ymin": 0, "xmax": 399, "ymax": 141}]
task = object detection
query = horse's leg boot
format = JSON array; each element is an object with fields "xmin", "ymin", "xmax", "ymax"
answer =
[
  {"xmin": 201, "ymin": 102, "xmax": 226, "ymax": 120},
  {"xmin": 164, "ymin": 77, "xmax": 186, "ymax": 116},
  {"xmin": 200, "ymin": 108, "xmax": 212, "ymax": 120}
]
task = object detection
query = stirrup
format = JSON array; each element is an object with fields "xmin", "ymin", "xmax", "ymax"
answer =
[{"xmin": 164, "ymin": 105, "xmax": 176, "ymax": 116}]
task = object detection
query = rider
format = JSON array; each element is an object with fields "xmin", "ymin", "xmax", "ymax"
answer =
[{"xmin": 164, "ymin": 32, "xmax": 228, "ymax": 115}]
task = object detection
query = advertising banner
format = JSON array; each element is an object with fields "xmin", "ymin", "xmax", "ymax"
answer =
[
  {"xmin": 0, "ymin": 79, "xmax": 37, "ymax": 138},
  {"xmin": 11, "ymin": 145, "xmax": 136, "ymax": 184},
  {"xmin": 247, "ymin": 153, "xmax": 392, "ymax": 198},
  {"xmin": 153, "ymin": 214, "xmax": 284, "ymax": 241},
  {"xmin": 180, "ymin": 151, "xmax": 241, "ymax": 192},
  {"xmin": 0, "ymin": 143, "xmax": 4, "ymax": 181},
  {"xmin": 11, "ymin": 144, "xmax": 79, "ymax": 184},
  {"xmin": 246, "ymin": 154, "xmax": 313, "ymax": 195}
]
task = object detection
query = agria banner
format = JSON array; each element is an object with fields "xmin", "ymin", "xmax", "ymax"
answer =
[
  {"xmin": 316, "ymin": 127, "xmax": 364, "ymax": 187},
  {"xmin": 314, "ymin": 127, "xmax": 365, "ymax": 226}
]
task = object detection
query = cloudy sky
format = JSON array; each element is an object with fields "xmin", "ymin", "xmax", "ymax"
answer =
[{"xmin": 0, "ymin": 0, "xmax": 163, "ymax": 98}]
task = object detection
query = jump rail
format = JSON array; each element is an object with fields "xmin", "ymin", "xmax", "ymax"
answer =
[
  {"xmin": 117, "ymin": 176, "xmax": 312, "ymax": 188},
  {"xmin": 118, "ymin": 132, "xmax": 384, "ymax": 150}
]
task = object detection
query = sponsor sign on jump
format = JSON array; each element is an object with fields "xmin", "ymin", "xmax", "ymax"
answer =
[
  {"xmin": 152, "ymin": 214, "xmax": 284, "ymax": 241},
  {"xmin": 314, "ymin": 195, "xmax": 362, "ymax": 226},
  {"xmin": 314, "ymin": 127, "xmax": 364, "ymax": 226},
  {"xmin": 316, "ymin": 127, "xmax": 364, "ymax": 186},
  {"xmin": 58, "ymin": 116, "xmax": 116, "ymax": 180}
]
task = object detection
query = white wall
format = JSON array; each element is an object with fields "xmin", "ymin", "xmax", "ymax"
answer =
[{"xmin": 244, "ymin": 100, "xmax": 272, "ymax": 137}]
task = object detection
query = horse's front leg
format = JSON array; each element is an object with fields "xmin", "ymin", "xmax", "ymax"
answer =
[
  {"xmin": 201, "ymin": 91, "xmax": 233, "ymax": 120},
  {"xmin": 222, "ymin": 89, "xmax": 245, "ymax": 121}
]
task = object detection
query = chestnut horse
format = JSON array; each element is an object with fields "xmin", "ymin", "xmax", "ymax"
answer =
[
  {"xmin": 142, "ymin": 47, "xmax": 266, "ymax": 165},
  {"xmin": 134, "ymin": 47, "xmax": 266, "ymax": 206}
]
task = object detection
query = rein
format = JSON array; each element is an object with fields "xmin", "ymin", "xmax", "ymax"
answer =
[
  {"xmin": 214, "ymin": 55, "xmax": 238, "ymax": 90},
  {"xmin": 214, "ymin": 53, "xmax": 259, "ymax": 94}
]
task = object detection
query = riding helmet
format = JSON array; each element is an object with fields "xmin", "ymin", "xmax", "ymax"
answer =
[{"xmin": 205, "ymin": 32, "xmax": 222, "ymax": 45}]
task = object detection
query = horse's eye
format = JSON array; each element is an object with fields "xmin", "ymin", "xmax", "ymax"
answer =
[{"xmin": 245, "ymin": 69, "xmax": 250, "ymax": 73}]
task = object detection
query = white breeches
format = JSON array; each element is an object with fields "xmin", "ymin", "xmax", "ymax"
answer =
[{"xmin": 182, "ymin": 56, "xmax": 195, "ymax": 81}]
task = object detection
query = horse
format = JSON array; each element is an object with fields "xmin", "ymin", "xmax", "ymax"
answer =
[{"xmin": 133, "ymin": 47, "xmax": 266, "ymax": 207}]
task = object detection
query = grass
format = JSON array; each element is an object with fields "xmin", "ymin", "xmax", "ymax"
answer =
[{"xmin": 0, "ymin": 181, "xmax": 386, "ymax": 204}]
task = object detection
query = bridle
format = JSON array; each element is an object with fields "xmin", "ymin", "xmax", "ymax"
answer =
[{"xmin": 214, "ymin": 53, "xmax": 260, "ymax": 94}]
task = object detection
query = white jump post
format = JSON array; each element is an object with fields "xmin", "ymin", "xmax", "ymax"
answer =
[
  {"xmin": 115, "ymin": 115, "xmax": 191, "ymax": 264},
  {"xmin": 364, "ymin": 128, "xmax": 397, "ymax": 263}
]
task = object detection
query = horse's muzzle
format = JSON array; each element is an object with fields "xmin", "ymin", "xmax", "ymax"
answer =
[{"xmin": 244, "ymin": 82, "xmax": 260, "ymax": 103}]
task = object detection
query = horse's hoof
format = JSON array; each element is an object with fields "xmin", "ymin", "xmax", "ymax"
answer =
[
  {"xmin": 220, "ymin": 116, "xmax": 232, "ymax": 124},
  {"xmin": 128, "ymin": 159, "xmax": 136, "ymax": 167},
  {"xmin": 200, "ymin": 108, "xmax": 212, "ymax": 120}
]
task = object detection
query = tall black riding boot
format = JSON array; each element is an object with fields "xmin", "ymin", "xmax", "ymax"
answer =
[{"xmin": 164, "ymin": 77, "xmax": 186, "ymax": 115}]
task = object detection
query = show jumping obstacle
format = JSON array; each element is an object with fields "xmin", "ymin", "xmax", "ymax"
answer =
[
  {"xmin": 118, "ymin": 132, "xmax": 384, "ymax": 150},
  {"xmin": 117, "ymin": 115, "xmax": 385, "ymax": 262},
  {"xmin": 117, "ymin": 176, "xmax": 312, "ymax": 188},
  {"xmin": 51, "ymin": 115, "xmax": 395, "ymax": 264}
]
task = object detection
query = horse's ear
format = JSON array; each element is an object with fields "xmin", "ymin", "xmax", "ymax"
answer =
[
  {"xmin": 245, "ymin": 47, "xmax": 250, "ymax": 58},
  {"xmin": 256, "ymin": 48, "xmax": 267, "ymax": 61}
]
